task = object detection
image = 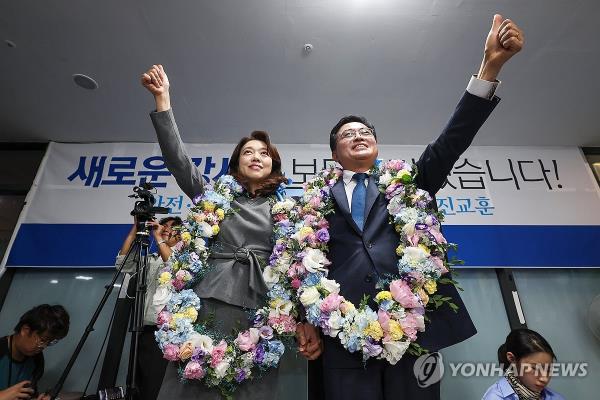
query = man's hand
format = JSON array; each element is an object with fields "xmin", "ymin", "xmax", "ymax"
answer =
[
  {"xmin": 296, "ymin": 323, "xmax": 323, "ymax": 361},
  {"xmin": 0, "ymin": 381, "xmax": 35, "ymax": 400},
  {"xmin": 478, "ymin": 14, "xmax": 524, "ymax": 81},
  {"xmin": 35, "ymin": 394, "xmax": 50, "ymax": 400},
  {"xmin": 147, "ymin": 220, "xmax": 164, "ymax": 241},
  {"xmin": 141, "ymin": 64, "xmax": 171, "ymax": 111}
]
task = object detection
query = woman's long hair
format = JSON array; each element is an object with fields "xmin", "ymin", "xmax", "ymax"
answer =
[
  {"xmin": 498, "ymin": 328, "xmax": 556, "ymax": 370},
  {"xmin": 228, "ymin": 131, "xmax": 287, "ymax": 197}
]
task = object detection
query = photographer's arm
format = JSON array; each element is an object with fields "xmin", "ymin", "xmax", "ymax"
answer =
[
  {"xmin": 147, "ymin": 221, "xmax": 173, "ymax": 262},
  {"xmin": 115, "ymin": 223, "xmax": 138, "ymax": 273},
  {"xmin": 142, "ymin": 65, "xmax": 204, "ymax": 200}
]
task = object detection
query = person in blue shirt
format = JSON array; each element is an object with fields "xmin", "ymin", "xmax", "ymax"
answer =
[
  {"xmin": 482, "ymin": 328, "xmax": 566, "ymax": 400},
  {"xmin": 0, "ymin": 304, "xmax": 69, "ymax": 400}
]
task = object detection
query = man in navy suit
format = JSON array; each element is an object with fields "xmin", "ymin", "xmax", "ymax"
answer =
[{"xmin": 311, "ymin": 14, "xmax": 524, "ymax": 400}]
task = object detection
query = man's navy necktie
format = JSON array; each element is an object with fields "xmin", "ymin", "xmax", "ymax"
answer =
[{"xmin": 351, "ymin": 173, "xmax": 367, "ymax": 230}]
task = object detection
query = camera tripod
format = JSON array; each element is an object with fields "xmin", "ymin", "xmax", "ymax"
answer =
[{"xmin": 49, "ymin": 219, "xmax": 154, "ymax": 400}]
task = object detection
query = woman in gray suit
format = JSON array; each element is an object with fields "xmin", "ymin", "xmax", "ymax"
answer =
[{"xmin": 141, "ymin": 65, "xmax": 321, "ymax": 399}]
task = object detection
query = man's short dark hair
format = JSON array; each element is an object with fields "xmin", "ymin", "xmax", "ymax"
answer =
[
  {"xmin": 329, "ymin": 115, "xmax": 377, "ymax": 152},
  {"xmin": 158, "ymin": 216, "xmax": 183, "ymax": 227},
  {"xmin": 14, "ymin": 304, "xmax": 70, "ymax": 339}
]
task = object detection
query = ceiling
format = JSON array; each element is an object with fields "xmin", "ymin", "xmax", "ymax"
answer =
[{"xmin": 1, "ymin": 0, "xmax": 599, "ymax": 147}]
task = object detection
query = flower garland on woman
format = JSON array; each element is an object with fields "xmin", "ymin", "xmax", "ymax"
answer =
[
  {"xmin": 142, "ymin": 64, "xmax": 321, "ymax": 400},
  {"xmin": 154, "ymin": 175, "xmax": 299, "ymax": 396},
  {"xmin": 274, "ymin": 160, "xmax": 457, "ymax": 364}
]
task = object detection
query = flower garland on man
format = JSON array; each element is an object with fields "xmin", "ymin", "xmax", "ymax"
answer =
[{"xmin": 284, "ymin": 14, "xmax": 523, "ymax": 400}]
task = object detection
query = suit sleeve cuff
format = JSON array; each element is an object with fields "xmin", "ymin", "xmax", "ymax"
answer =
[{"xmin": 466, "ymin": 75, "xmax": 500, "ymax": 100}]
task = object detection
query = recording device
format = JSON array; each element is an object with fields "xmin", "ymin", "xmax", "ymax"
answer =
[
  {"xmin": 128, "ymin": 182, "xmax": 169, "ymax": 224},
  {"xmin": 97, "ymin": 387, "xmax": 125, "ymax": 400}
]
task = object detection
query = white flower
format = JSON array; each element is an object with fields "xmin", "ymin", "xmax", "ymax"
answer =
[
  {"xmin": 188, "ymin": 332, "xmax": 214, "ymax": 353},
  {"xmin": 198, "ymin": 221, "xmax": 214, "ymax": 238},
  {"xmin": 273, "ymin": 199, "xmax": 295, "ymax": 213},
  {"xmin": 320, "ymin": 277, "xmax": 340, "ymax": 294},
  {"xmin": 275, "ymin": 252, "xmax": 292, "ymax": 273},
  {"xmin": 327, "ymin": 310, "xmax": 343, "ymax": 336},
  {"xmin": 382, "ymin": 340, "xmax": 410, "ymax": 365},
  {"xmin": 152, "ymin": 285, "xmax": 172, "ymax": 309},
  {"xmin": 299, "ymin": 286, "xmax": 321, "ymax": 306},
  {"xmin": 269, "ymin": 298, "xmax": 293, "ymax": 317},
  {"xmin": 302, "ymin": 249, "xmax": 329, "ymax": 273},
  {"xmin": 262, "ymin": 266, "xmax": 280, "ymax": 288},
  {"xmin": 379, "ymin": 171, "xmax": 393, "ymax": 186},
  {"xmin": 398, "ymin": 207, "xmax": 419, "ymax": 224},
  {"xmin": 387, "ymin": 196, "xmax": 405, "ymax": 216},
  {"xmin": 402, "ymin": 246, "xmax": 429, "ymax": 266},
  {"xmin": 214, "ymin": 360, "xmax": 230, "ymax": 379},
  {"xmin": 194, "ymin": 238, "xmax": 206, "ymax": 251}
]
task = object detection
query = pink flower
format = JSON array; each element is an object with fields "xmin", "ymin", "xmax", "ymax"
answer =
[
  {"xmin": 291, "ymin": 278, "xmax": 301, "ymax": 289},
  {"xmin": 268, "ymin": 315, "xmax": 297, "ymax": 334},
  {"xmin": 234, "ymin": 328, "xmax": 260, "ymax": 352},
  {"xmin": 318, "ymin": 219, "xmax": 329, "ymax": 229},
  {"xmin": 400, "ymin": 311, "xmax": 426, "ymax": 341},
  {"xmin": 320, "ymin": 293, "xmax": 343, "ymax": 313},
  {"xmin": 303, "ymin": 215, "xmax": 317, "ymax": 226},
  {"xmin": 175, "ymin": 270, "xmax": 189, "ymax": 281},
  {"xmin": 309, "ymin": 196, "xmax": 322, "ymax": 208},
  {"xmin": 431, "ymin": 257, "xmax": 448, "ymax": 274},
  {"xmin": 287, "ymin": 262, "xmax": 306, "ymax": 278},
  {"xmin": 429, "ymin": 227, "xmax": 447, "ymax": 244},
  {"xmin": 407, "ymin": 233, "xmax": 420, "ymax": 246},
  {"xmin": 163, "ymin": 344, "xmax": 180, "ymax": 361},
  {"xmin": 157, "ymin": 311, "xmax": 172, "ymax": 326},
  {"xmin": 183, "ymin": 361, "xmax": 205, "ymax": 379},
  {"xmin": 378, "ymin": 310, "xmax": 391, "ymax": 332},
  {"xmin": 172, "ymin": 279, "xmax": 186, "ymax": 291},
  {"xmin": 210, "ymin": 340, "xmax": 227, "ymax": 367},
  {"xmin": 390, "ymin": 280, "xmax": 421, "ymax": 308}
]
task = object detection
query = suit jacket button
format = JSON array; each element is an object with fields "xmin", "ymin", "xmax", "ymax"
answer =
[
  {"xmin": 367, "ymin": 242, "xmax": 374, "ymax": 249},
  {"xmin": 364, "ymin": 274, "xmax": 373, "ymax": 283}
]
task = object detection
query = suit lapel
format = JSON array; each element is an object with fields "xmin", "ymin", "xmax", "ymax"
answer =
[
  {"xmin": 364, "ymin": 174, "xmax": 380, "ymax": 225},
  {"xmin": 331, "ymin": 179, "xmax": 362, "ymax": 235}
]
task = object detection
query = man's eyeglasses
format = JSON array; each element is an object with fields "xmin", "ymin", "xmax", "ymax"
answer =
[
  {"xmin": 35, "ymin": 333, "xmax": 59, "ymax": 348},
  {"xmin": 338, "ymin": 128, "xmax": 374, "ymax": 140}
]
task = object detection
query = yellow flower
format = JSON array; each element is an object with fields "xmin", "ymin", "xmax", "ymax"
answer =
[
  {"xmin": 202, "ymin": 201, "xmax": 216, "ymax": 212},
  {"xmin": 183, "ymin": 307, "xmax": 198, "ymax": 322},
  {"xmin": 170, "ymin": 312, "xmax": 185, "ymax": 327},
  {"xmin": 388, "ymin": 320, "xmax": 404, "ymax": 341},
  {"xmin": 395, "ymin": 225, "xmax": 403, "ymax": 233},
  {"xmin": 363, "ymin": 321, "xmax": 384, "ymax": 341},
  {"xmin": 299, "ymin": 226, "xmax": 314, "ymax": 238},
  {"xmin": 424, "ymin": 280, "xmax": 437, "ymax": 294},
  {"xmin": 418, "ymin": 244, "xmax": 431, "ymax": 256},
  {"xmin": 172, "ymin": 261, "xmax": 180, "ymax": 272},
  {"xmin": 216, "ymin": 208, "xmax": 225, "ymax": 220},
  {"xmin": 417, "ymin": 288, "xmax": 429, "ymax": 305},
  {"xmin": 181, "ymin": 231, "xmax": 192, "ymax": 243},
  {"xmin": 340, "ymin": 301, "xmax": 355, "ymax": 315},
  {"xmin": 375, "ymin": 291, "xmax": 392, "ymax": 302},
  {"xmin": 158, "ymin": 272, "xmax": 172, "ymax": 285},
  {"xmin": 212, "ymin": 225, "xmax": 220, "ymax": 235},
  {"xmin": 395, "ymin": 245, "xmax": 405, "ymax": 256}
]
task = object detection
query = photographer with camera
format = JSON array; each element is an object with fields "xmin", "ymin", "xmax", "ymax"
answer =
[
  {"xmin": 0, "ymin": 304, "xmax": 69, "ymax": 400},
  {"xmin": 115, "ymin": 216, "xmax": 182, "ymax": 400}
]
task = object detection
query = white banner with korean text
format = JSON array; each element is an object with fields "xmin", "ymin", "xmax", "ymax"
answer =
[{"xmin": 3, "ymin": 142, "xmax": 600, "ymax": 268}]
